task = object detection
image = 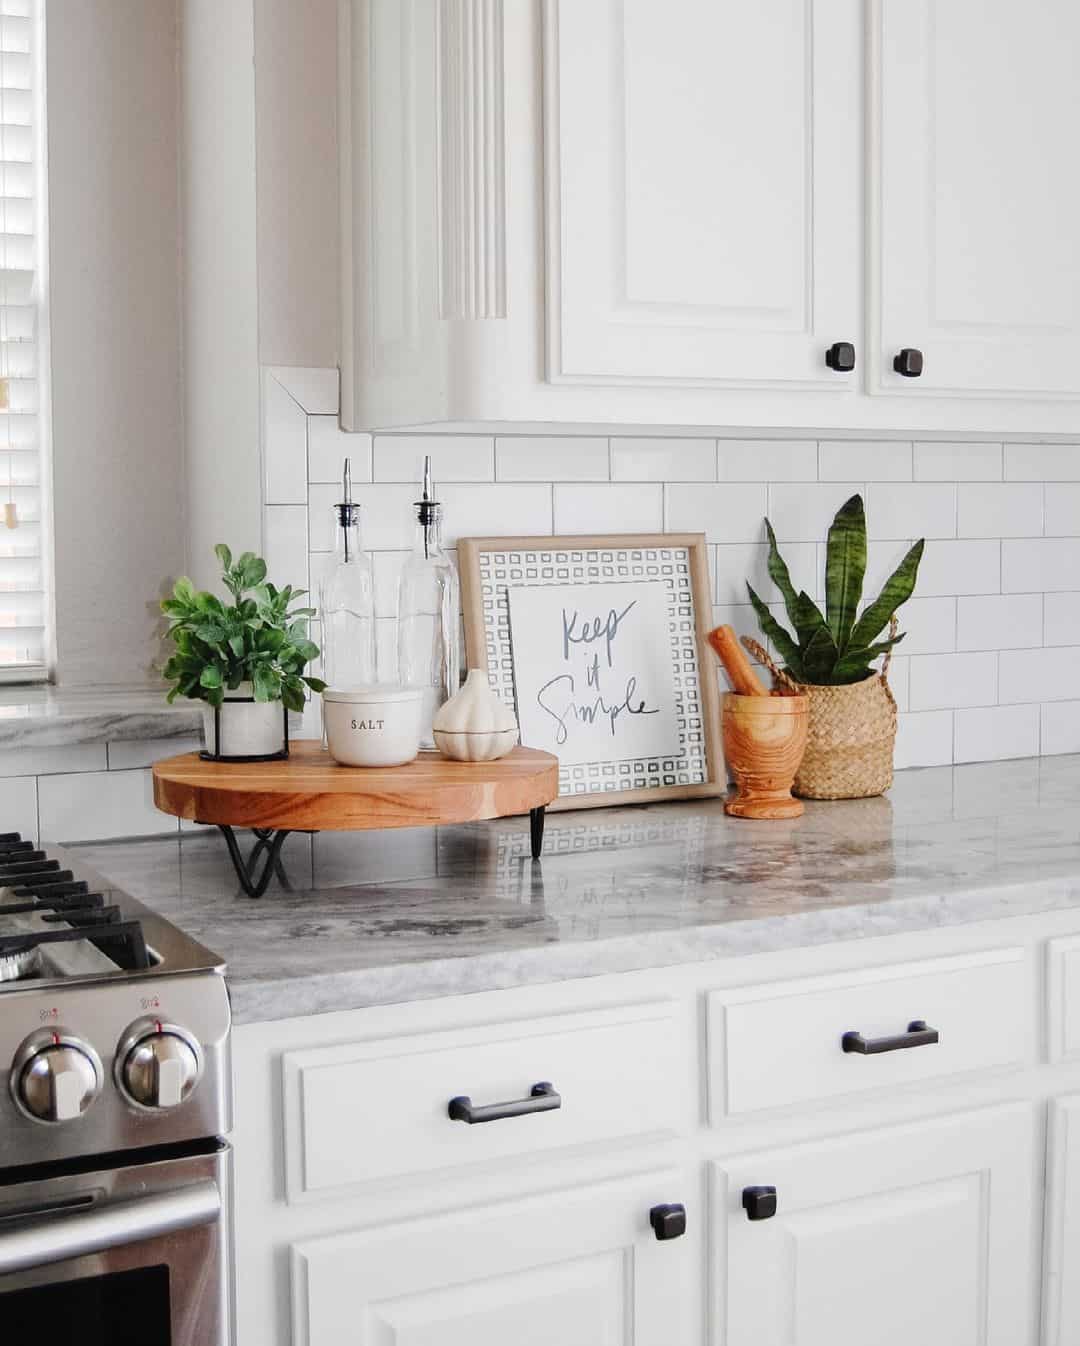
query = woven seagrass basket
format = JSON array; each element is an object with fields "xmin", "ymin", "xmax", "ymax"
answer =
[{"xmin": 741, "ymin": 626, "xmax": 898, "ymax": 801}]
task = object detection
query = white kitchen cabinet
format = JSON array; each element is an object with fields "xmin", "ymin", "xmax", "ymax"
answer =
[
  {"xmin": 713, "ymin": 1105, "xmax": 1037, "ymax": 1346},
  {"xmin": 874, "ymin": 0, "xmax": 1080, "ymax": 399},
  {"xmin": 340, "ymin": 0, "xmax": 1080, "ymax": 433},
  {"xmin": 545, "ymin": 0, "xmax": 860, "ymax": 391},
  {"xmin": 291, "ymin": 1170, "xmax": 694, "ymax": 1346}
]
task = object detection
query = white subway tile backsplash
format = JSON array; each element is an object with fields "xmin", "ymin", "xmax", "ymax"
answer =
[
  {"xmin": 914, "ymin": 441, "xmax": 1003, "ymax": 481},
  {"xmin": 866, "ymin": 483, "xmax": 956, "ymax": 540},
  {"xmin": 716, "ymin": 439, "xmax": 815, "ymax": 481},
  {"xmin": 896, "ymin": 596, "xmax": 956, "ymax": 655},
  {"xmin": 443, "ymin": 483, "xmax": 553, "ymax": 545},
  {"xmin": 1002, "ymin": 538, "xmax": 1080, "ymax": 593},
  {"xmin": 264, "ymin": 505, "xmax": 309, "ymax": 591},
  {"xmin": 956, "ymin": 594, "xmax": 1042, "ymax": 651},
  {"xmin": 553, "ymin": 483, "xmax": 660, "ymax": 535},
  {"xmin": 1041, "ymin": 701, "xmax": 1080, "ymax": 755},
  {"xmin": 895, "ymin": 711, "xmax": 954, "ymax": 768},
  {"xmin": 107, "ymin": 737, "xmax": 202, "ymax": 770},
  {"xmin": 378, "ymin": 435, "xmax": 495, "ymax": 483},
  {"xmin": 917, "ymin": 540, "xmax": 1000, "ymax": 596},
  {"xmin": 1044, "ymin": 593, "xmax": 1080, "ymax": 646},
  {"xmin": 954, "ymin": 704, "xmax": 1039, "ymax": 763},
  {"xmin": 1000, "ymin": 646, "xmax": 1080, "ymax": 704},
  {"xmin": 819, "ymin": 441, "xmax": 912, "ymax": 481},
  {"xmin": 908, "ymin": 652, "xmax": 997, "ymax": 710},
  {"xmin": 261, "ymin": 370, "xmax": 1080, "ymax": 774},
  {"xmin": 957, "ymin": 483, "xmax": 1043, "ymax": 538},
  {"xmin": 1044, "ymin": 483, "xmax": 1080, "ymax": 537},
  {"xmin": 0, "ymin": 775, "xmax": 36, "ymax": 842},
  {"xmin": 308, "ymin": 418, "xmax": 370, "ymax": 485},
  {"xmin": 1005, "ymin": 443, "xmax": 1080, "ymax": 481},
  {"xmin": 767, "ymin": 482, "xmax": 861, "ymax": 542},
  {"xmin": 501, "ymin": 436, "xmax": 608, "ymax": 482},
  {"xmin": 0, "ymin": 745, "xmax": 106, "ymax": 779},
  {"xmin": 665, "ymin": 483, "xmax": 767, "ymax": 544},
  {"xmin": 614, "ymin": 437, "xmax": 715, "ymax": 481},
  {"xmin": 38, "ymin": 769, "xmax": 172, "ymax": 843},
  {"xmin": 263, "ymin": 374, "xmax": 308, "ymax": 505},
  {"xmin": 715, "ymin": 542, "xmax": 819, "ymax": 606}
]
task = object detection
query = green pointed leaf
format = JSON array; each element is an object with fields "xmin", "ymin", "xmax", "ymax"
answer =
[
  {"xmin": 304, "ymin": 676, "xmax": 328, "ymax": 693},
  {"xmin": 764, "ymin": 518, "xmax": 802, "ymax": 630},
  {"xmin": 801, "ymin": 624, "xmax": 841, "ymax": 684},
  {"xmin": 172, "ymin": 576, "xmax": 196, "ymax": 605},
  {"xmin": 849, "ymin": 539, "xmax": 925, "ymax": 650},
  {"xmin": 199, "ymin": 665, "xmax": 223, "ymax": 690},
  {"xmin": 831, "ymin": 633, "xmax": 905, "ymax": 684},
  {"xmin": 746, "ymin": 583, "xmax": 804, "ymax": 679},
  {"xmin": 791, "ymin": 591, "xmax": 833, "ymax": 652},
  {"xmin": 214, "ymin": 543, "xmax": 233, "ymax": 572},
  {"xmin": 824, "ymin": 494, "xmax": 866, "ymax": 651}
]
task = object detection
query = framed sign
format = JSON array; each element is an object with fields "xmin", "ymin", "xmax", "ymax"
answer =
[{"xmin": 459, "ymin": 533, "xmax": 724, "ymax": 810}]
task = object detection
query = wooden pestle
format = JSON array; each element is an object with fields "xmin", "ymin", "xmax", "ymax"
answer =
[{"xmin": 707, "ymin": 625, "xmax": 770, "ymax": 697}]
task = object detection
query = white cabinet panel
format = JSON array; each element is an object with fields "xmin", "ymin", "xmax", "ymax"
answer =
[
  {"xmin": 713, "ymin": 1105, "xmax": 1037, "ymax": 1346},
  {"xmin": 1044, "ymin": 1095, "xmax": 1080, "ymax": 1345},
  {"xmin": 292, "ymin": 1170, "xmax": 694, "ymax": 1346},
  {"xmin": 875, "ymin": 0, "xmax": 1080, "ymax": 397},
  {"xmin": 545, "ymin": 0, "xmax": 860, "ymax": 388}
]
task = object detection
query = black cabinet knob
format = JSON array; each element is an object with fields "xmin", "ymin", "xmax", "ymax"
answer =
[
  {"xmin": 825, "ymin": 341, "xmax": 856, "ymax": 372},
  {"xmin": 742, "ymin": 1185, "xmax": 777, "ymax": 1221},
  {"xmin": 649, "ymin": 1202, "xmax": 687, "ymax": 1241},
  {"xmin": 893, "ymin": 348, "xmax": 924, "ymax": 377}
]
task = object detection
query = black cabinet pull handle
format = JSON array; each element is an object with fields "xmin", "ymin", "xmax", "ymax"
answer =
[
  {"xmin": 841, "ymin": 1019, "xmax": 939, "ymax": 1055},
  {"xmin": 825, "ymin": 341, "xmax": 856, "ymax": 372},
  {"xmin": 447, "ymin": 1081, "xmax": 560, "ymax": 1124},
  {"xmin": 742, "ymin": 1186, "xmax": 777, "ymax": 1221},
  {"xmin": 893, "ymin": 347, "xmax": 924, "ymax": 377},
  {"xmin": 649, "ymin": 1203, "xmax": 687, "ymax": 1241}
]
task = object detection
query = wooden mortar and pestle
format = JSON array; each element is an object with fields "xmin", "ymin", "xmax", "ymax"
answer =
[{"xmin": 708, "ymin": 625, "xmax": 808, "ymax": 819}]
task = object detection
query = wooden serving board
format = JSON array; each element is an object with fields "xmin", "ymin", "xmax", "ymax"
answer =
[{"xmin": 152, "ymin": 741, "xmax": 560, "ymax": 833}]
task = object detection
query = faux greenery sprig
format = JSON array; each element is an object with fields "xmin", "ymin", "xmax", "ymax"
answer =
[
  {"xmin": 161, "ymin": 544, "xmax": 326, "ymax": 713},
  {"xmin": 747, "ymin": 494, "xmax": 924, "ymax": 686}
]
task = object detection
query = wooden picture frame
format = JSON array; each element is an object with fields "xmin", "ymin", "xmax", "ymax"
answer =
[{"xmin": 458, "ymin": 533, "xmax": 724, "ymax": 812}]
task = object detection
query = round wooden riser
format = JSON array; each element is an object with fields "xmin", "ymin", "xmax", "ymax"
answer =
[{"xmin": 152, "ymin": 741, "xmax": 560, "ymax": 898}]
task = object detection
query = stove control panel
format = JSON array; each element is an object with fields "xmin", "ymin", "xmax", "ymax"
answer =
[
  {"xmin": 115, "ymin": 1017, "xmax": 204, "ymax": 1110},
  {"xmin": 10, "ymin": 1029, "xmax": 103, "ymax": 1123}
]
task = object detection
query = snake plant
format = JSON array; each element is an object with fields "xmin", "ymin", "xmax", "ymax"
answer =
[{"xmin": 747, "ymin": 494, "xmax": 924, "ymax": 686}]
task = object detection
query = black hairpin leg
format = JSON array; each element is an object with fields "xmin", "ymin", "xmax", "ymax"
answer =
[
  {"xmin": 218, "ymin": 825, "xmax": 292, "ymax": 899},
  {"xmin": 530, "ymin": 807, "xmax": 546, "ymax": 860}
]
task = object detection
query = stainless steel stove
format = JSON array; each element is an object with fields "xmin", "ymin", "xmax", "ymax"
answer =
[{"xmin": 0, "ymin": 834, "xmax": 232, "ymax": 1345}]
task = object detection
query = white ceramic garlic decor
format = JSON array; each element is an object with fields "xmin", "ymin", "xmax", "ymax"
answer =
[{"xmin": 432, "ymin": 669, "xmax": 519, "ymax": 762}]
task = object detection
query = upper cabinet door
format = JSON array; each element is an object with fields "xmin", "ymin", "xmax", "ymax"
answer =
[
  {"xmin": 874, "ymin": 0, "xmax": 1080, "ymax": 398},
  {"xmin": 544, "ymin": 0, "xmax": 861, "ymax": 390}
]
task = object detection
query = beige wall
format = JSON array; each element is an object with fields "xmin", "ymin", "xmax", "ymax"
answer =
[
  {"xmin": 253, "ymin": 0, "xmax": 340, "ymax": 369},
  {"xmin": 46, "ymin": 0, "xmax": 186, "ymax": 685}
]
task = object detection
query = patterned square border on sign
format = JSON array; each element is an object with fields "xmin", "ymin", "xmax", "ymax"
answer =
[{"xmin": 476, "ymin": 547, "xmax": 707, "ymax": 798}]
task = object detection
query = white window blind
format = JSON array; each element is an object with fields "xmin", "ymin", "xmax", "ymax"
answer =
[{"xmin": 0, "ymin": 0, "xmax": 45, "ymax": 678}]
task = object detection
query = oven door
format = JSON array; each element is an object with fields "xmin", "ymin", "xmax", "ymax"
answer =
[{"xmin": 0, "ymin": 1143, "xmax": 230, "ymax": 1346}]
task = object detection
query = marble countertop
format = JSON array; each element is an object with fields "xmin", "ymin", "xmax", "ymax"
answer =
[
  {"xmin": 0, "ymin": 685, "xmax": 202, "ymax": 747},
  {"xmin": 67, "ymin": 753, "xmax": 1080, "ymax": 1025}
]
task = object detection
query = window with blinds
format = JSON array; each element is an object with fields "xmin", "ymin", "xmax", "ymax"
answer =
[{"xmin": 0, "ymin": 0, "xmax": 46, "ymax": 679}]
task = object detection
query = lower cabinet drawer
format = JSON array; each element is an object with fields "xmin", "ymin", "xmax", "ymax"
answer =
[
  {"xmin": 283, "ymin": 1001, "xmax": 681, "ymax": 1201},
  {"xmin": 707, "ymin": 948, "xmax": 1027, "ymax": 1119}
]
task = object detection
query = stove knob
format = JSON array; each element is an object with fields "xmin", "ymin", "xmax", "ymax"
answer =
[
  {"xmin": 117, "ymin": 1019, "xmax": 203, "ymax": 1110},
  {"xmin": 11, "ymin": 1030, "xmax": 103, "ymax": 1123}
]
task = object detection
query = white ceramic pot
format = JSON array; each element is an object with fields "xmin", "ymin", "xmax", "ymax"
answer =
[
  {"xmin": 201, "ymin": 683, "xmax": 287, "ymax": 760},
  {"xmin": 323, "ymin": 685, "xmax": 425, "ymax": 767}
]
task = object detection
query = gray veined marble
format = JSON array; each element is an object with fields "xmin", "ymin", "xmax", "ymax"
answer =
[
  {"xmin": 68, "ymin": 753, "xmax": 1080, "ymax": 1025},
  {"xmin": 0, "ymin": 685, "xmax": 202, "ymax": 748}
]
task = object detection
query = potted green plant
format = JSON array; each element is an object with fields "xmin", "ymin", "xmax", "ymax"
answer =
[
  {"xmin": 744, "ymin": 494, "xmax": 924, "ymax": 799},
  {"xmin": 161, "ymin": 544, "xmax": 326, "ymax": 761}
]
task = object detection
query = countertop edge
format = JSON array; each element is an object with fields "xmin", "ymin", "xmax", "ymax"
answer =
[{"xmin": 227, "ymin": 871, "xmax": 1080, "ymax": 1026}]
